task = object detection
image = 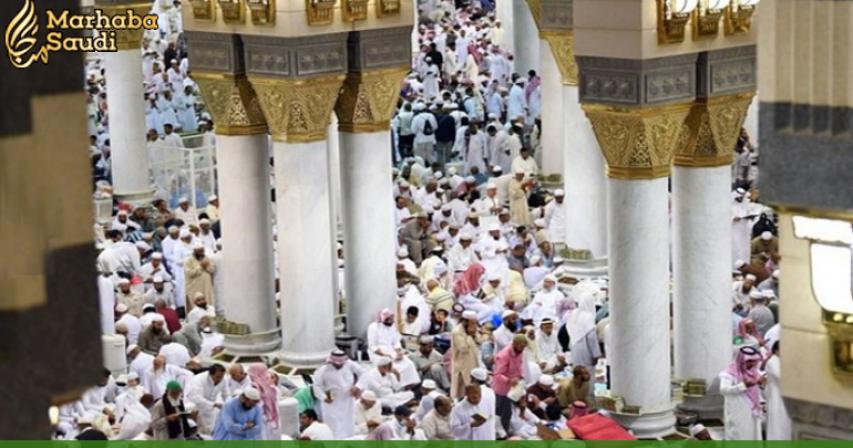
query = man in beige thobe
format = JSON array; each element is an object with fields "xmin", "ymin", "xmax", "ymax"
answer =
[
  {"xmin": 184, "ymin": 243, "xmax": 216, "ymax": 312},
  {"xmin": 508, "ymin": 169, "xmax": 532, "ymax": 227},
  {"xmin": 451, "ymin": 311, "xmax": 481, "ymax": 399}
]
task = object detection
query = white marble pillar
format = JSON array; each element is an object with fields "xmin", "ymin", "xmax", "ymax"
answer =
[
  {"xmin": 339, "ymin": 130, "xmax": 398, "ymax": 339},
  {"xmin": 745, "ymin": 96, "xmax": 759, "ymax": 145},
  {"xmin": 497, "ymin": 0, "xmax": 515, "ymax": 55},
  {"xmin": 608, "ymin": 177, "xmax": 675, "ymax": 438},
  {"xmin": 512, "ymin": 0, "xmax": 540, "ymax": 74},
  {"xmin": 216, "ymin": 134, "xmax": 280, "ymax": 353},
  {"xmin": 563, "ymin": 87, "xmax": 608, "ymax": 257},
  {"xmin": 104, "ymin": 49, "xmax": 153, "ymax": 205},
  {"xmin": 672, "ymin": 165, "xmax": 732, "ymax": 418},
  {"xmin": 328, "ymin": 114, "xmax": 343, "ymax": 236},
  {"xmin": 273, "ymin": 140, "xmax": 338, "ymax": 366},
  {"xmin": 539, "ymin": 39, "xmax": 563, "ymax": 175}
]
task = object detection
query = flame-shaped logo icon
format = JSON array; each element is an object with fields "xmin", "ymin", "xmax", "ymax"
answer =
[{"xmin": 5, "ymin": 0, "xmax": 49, "ymax": 68}]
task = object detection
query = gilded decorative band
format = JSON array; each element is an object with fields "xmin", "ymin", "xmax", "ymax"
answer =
[
  {"xmin": 336, "ymin": 66, "xmax": 409, "ymax": 134},
  {"xmin": 193, "ymin": 71, "xmax": 269, "ymax": 136},
  {"xmin": 673, "ymin": 92, "xmax": 755, "ymax": 168}
]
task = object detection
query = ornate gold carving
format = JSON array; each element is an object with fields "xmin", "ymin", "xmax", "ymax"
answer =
[
  {"xmin": 248, "ymin": 0, "xmax": 276, "ymax": 25},
  {"xmin": 342, "ymin": 0, "xmax": 368, "ymax": 21},
  {"xmin": 692, "ymin": 5, "xmax": 724, "ymax": 40},
  {"xmin": 674, "ymin": 92, "xmax": 754, "ymax": 167},
  {"xmin": 582, "ymin": 103, "xmax": 692, "ymax": 180},
  {"xmin": 540, "ymin": 31, "xmax": 577, "ymax": 86},
  {"xmin": 193, "ymin": 71, "xmax": 269, "ymax": 136},
  {"xmin": 657, "ymin": 0, "xmax": 692, "ymax": 44},
  {"xmin": 189, "ymin": 0, "xmax": 216, "ymax": 20},
  {"xmin": 99, "ymin": 3, "xmax": 152, "ymax": 50},
  {"xmin": 306, "ymin": 0, "xmax": 336, "ymax": 25},
  {"xmin": 724, "ymin": 3, "xmax": 756, "ymax": 35},
  {"xmin": 335, "ymin": 66, "xmax": 409, "ymax": 133},
  {"xmin": 376, "ymin": 0, "xmax": 401, "ymax": 17},
  {"xmin": 525, "ymin": 0, "xmax": 541, "ymax": 31},
  {"xmin": 217, "ymin": 0, "xmax": 245, "ymax": 23},
  {"xmin": 249, "ymin": 74, "xmax": 345, "ymax": 143}
]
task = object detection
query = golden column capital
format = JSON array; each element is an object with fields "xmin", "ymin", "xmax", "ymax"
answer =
[
  {"xmin": 540, "ymin": 30, "xmax": 578, "ymax": 86},
  {"xmin": 582, "ymin": 103, "xmax": 692, "ymax": 180},
  {"xmin": 248, "ymin": 74, "xmax": 345, "ymax": 143},
  {"xmin": 193, "ymin": 71, "xmax": 269, "ymax": 136},
  {"xmin": 674, "ymin": 92, "xmax": 755, "ymax": 168},
  {"xmin": 98, "ymin": 2, "xmax": 153, "ymax": 50},
  {"xmin": 335, "ymin": 66, "xmax": 409, "ymax": 134}
]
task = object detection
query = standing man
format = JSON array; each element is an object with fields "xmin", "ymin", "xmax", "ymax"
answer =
[
  {"xmin": 493, "ymin": 334, "xmax": 527, "ymax": 432},
  {"xmin": 185, "ymin": 364, "xmax": 227, "ymax": 436},
  {"xmin": 451, "ymin": 310, "xmax": 481, "ymax": 398},
  {"xmin": 312, "ymin": 350, "xmax": 364, "ymax": 439},
  {"xmin": 719, "ymin": 346, "xmax": 765, "ymax": 440},
  {"xmin": 212, "ymin": 388, "xmax": 264, "ymax": 440},
  {"xmin": 508, "ymin": 169, "xmax": 532, "ymax": 227},
  {"xmin": 184, "ymin": 243, "xmax": 216, "ymax": 313}
]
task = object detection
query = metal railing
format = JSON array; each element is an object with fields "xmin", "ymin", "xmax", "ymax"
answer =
[{"xmin": 148, "ymin": 133, "xmax": 218, "ymax": 210}]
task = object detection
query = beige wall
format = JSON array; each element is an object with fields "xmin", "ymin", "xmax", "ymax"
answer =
[
  {"xmin": 573, "ymin": 0, "xmax": 756, "ymax": 59},
  {"xmin": 778, "ymin": 213, "xmax": 853, "ymax": 410},
  {"xmin": 183, "ymin": 0, "xmax": 414, "ymax": 38},
  {"xmin": 758, "ymin": 0, "xmax": 853, "ymax": 107}
]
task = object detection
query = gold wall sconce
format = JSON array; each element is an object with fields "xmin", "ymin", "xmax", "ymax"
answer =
[
  {"xmin": 306, "ymin": 0, "xmax": 336, "ymax": 25},
  {"xmin": 692, "ymin": 0, "xmax": 727, "ymax": 39},
  {"xmin": 657, "ymin": 0, "xmax": 699, "ymax": 44},
  {"xmin": 248, "ymin": 0, "xmax": 276, "ymax": 25},
  {"xmin": 217, "ymin": 0, "xmax": 245, "ymax": 23},
  {"xmin": 377, "ymin": 0, "xmax": 401, "ymax": 17},
  {"xmin": 191, "ymin": 0, "xmax": 216, "ymax": 20},
  {"xmin": 792, "ymin": 215, "xmax": 853, "ymax": 381},
  {"xmin": 725, "ymin": 0, "xmax": 760, "ymax": 35},
  {"xmin": 343, "ymin": 0, "xmax": 369, "ymax": 21}
]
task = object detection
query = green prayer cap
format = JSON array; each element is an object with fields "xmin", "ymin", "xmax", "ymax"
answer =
[{"xmin": 166, "ymin": 380, "xmax": 182, "ymax": 391}]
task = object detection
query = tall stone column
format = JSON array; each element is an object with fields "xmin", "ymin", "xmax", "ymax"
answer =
[
  {"xmin": 513, "ymin": 0, "xmax": 540, "ymax": 73},
  {"xmin": 334, "ymin": 28, "xmax": 411, "ymax": 340},
  {"xmin": 250, "ymin": 65, "xmax": 345, "ymax": 367},
  {"xmin": 191, "ymin": 41, "xmax": 281, "ymax": 352},
  {"xmin": 496, "ymin": 0, "xmax": 515, "ymax": 55},
  {"xmin": 673, "ymin": 86, "xmax": 755, "ymax": 416},
  {"xmin": 583, "ymin": 101, "xmax": 692, "ymax": 438},
  {"xmin": 336, "ymin": 63, "xmax": 410, "ymax": 339},
  {"xmin": 100, "ymin": 2, "xmax": 154, "ymax": 206},
  {"xmin": 538, "ymin": 38, "xmax": 563, "ymax": 175}
]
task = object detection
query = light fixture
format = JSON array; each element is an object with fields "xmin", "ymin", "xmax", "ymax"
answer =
[
  {"xmin": 247, "ymin": 0, "xmax": 275, "ymax": 25},
  {"xmin": 190, "ymin": 0, "xmax": 216, "ymax": 20},
  {"xmin": 306, "ymin": 0, "xmax": 336, "ymax": 25},
  {"xmin": 793, "ymin": 215, "xmax": 853, "ymax": 379},
  {"xmin": 725, "ymin": 0, "xmax": 760, "ymax": 35},
  {"xmin": 692, "ymin": 0, "xmax": 727, "ymax": 39},
  {"xmin": 217, "ymin": 0, "xmax": 245, "ymax": 23},
  {"xmin": 342, "ymin": 0, "xmax": 368, "ymax": 21},
  {"xmin": 657, "ymin": 0, "xmax": 699, "ymax": 44}
]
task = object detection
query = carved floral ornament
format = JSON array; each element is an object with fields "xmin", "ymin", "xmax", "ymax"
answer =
[
  {"xmin": 248, "ymin": 74, "xmax": 345, "ymax": 143},
  {"xmin": 193, "ymin": 71, "xmax": 269, "ymax": 135},
  {"xmin": 674, "ymin": 92, "xmax": 755, "ymax": 167},
  {"xmin": 582, "ymin": 103, "xmax": 692, "ymax": 180},
  {"xmin": 539, "ymin": 31, "xmax": 578, "ymax": 86},
  {"xmin": 335, "ymin": 66, "xmax": 410, "ymax": 133}
]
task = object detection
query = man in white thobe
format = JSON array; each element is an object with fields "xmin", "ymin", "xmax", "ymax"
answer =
[
  {"xmin": 450, "ymin": 384, "xmax": 494, "ymax": 440},
  {"xmin": 356, "ymin": 357, "xmax": 415, "ymax": 410},
  {"xmin": 366, "ymin": 309, "xmax": 421, "ymax": 388},
  {"xmin": 313, "ymin": 350, "xmax": 364, "ymax": 439},
  {"xmin": 185, "ymin": 365, "xmax": 227, "ymax": 435},
  {"xmin": 543, "ymin": 189, "xmax": 566, "ymax": 243}
]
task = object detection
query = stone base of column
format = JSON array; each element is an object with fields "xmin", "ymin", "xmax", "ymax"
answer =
[
  {"xmin": 221, "ymin": 328, "xmax": 282, "ymax": 355},
  {"xmin": 557, "ymin": 257, "xmax": 608, "ymax": 278},
  {"xmin": 114, "ymin": 188, "xmax": 155, "ymax": 208},
  {"xmin": 610, "ymin": 407, "xmax": 676, "ymax": 439},
  {"xmin": 275, "ymin": 348, "xmax": 336, "ymax": 372},
  {"xmin": 677, "ymin": 394, "xmax": 724, "ymax": 420}
]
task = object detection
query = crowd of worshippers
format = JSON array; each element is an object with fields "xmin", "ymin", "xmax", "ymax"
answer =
[
  {"xmin": 390, "ymin": 0, "xmax": 542, "ymax": 175},
  {"xmin": 86, "ymin": 0, "xmax": 214, "ymax": 189}
]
